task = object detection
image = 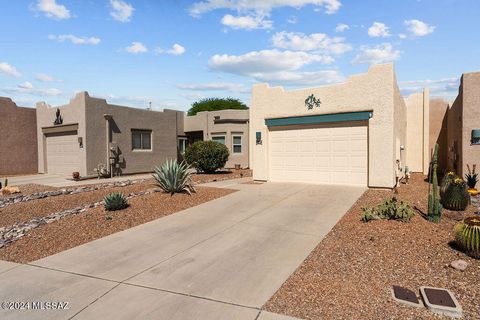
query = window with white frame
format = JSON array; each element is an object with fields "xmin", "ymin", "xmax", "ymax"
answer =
[
  {"xmin": 212, "ymin": 135, "xmax": 226, "ymax": 145},
  {"xmin": 132, "ymin": 129, "xmax": 152, "ymax": 150},
  {"xmin": 232, "ymin": 135, "xmax": 242, "ymax": 153},
  {"xmin": 178, "ymin": 138, "xmax": 188, "ymax": 154}
]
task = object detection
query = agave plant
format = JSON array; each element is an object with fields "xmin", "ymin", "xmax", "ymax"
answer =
[
  {"xmin": 153, "ymin": 159, "xmax": 196, "ymax": 195},
  {"xmin": 104, "ymin": 192, "xmax": 129, "ymax": 211},
  {"xmin": 454, "ymin": 216, "xmax": 480, "ymax": 259},
  {"xmin": 465, "ymin": 164, "xmax": 478, "ymax": 189}
]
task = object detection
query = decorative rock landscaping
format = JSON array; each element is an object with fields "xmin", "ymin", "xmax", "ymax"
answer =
[
  {"xmin": 0, "ymin": 188, "xmax": 155, "ymax": 248},
  {"xmin": 0, "ymin": 179, "xmax": 148, "ymax": 209}
]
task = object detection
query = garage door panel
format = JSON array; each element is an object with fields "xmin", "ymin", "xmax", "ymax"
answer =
[
  {"xmin": 46, "ymin": 131, "xmax": 80, "ymax": 175},
  {"xmin": 269, "ymin": 123, "xmax": 367, "ymax": 186}
]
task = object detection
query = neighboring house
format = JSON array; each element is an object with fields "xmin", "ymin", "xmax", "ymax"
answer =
[
  {"xmin": 36, "ymin": 92, "xmax": 183, "ymax": 177},
  {"xmin": 429, "ymin": 98, "xmax": 450, "ymax": 174},
  {"xmin": 0, "ymin": 97, "xmax": 38, "ymax": 175},
  {"xmin": 250, "ymin": 64, "xmax": 429, "ymax": 188},
  {"xmin": 405, "ymin": 90, "xmax": 430, "ymax": 175},
  {"xmin": 445, "ymin": 71, "xmax": 480, "ymax": 176},
  {"xmin": 183, "ymin": 110, "xmax": 249, "ymax": 169}
]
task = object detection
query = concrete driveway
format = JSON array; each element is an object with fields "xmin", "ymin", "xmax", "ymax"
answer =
[{"xmin": 0, "ymin": 180, "xmax": 365, "ymax": 320}]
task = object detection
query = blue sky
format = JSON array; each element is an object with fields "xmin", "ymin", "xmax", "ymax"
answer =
[{"xmin": 0, "ymin": 0, "xmax": 479, "ymax": 111}]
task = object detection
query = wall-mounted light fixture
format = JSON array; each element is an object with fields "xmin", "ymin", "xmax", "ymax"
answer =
[
  {"xmin": 472, "ymin": 130, "xmax": 480, "ymax": 145},
  {"xmin": 256, "ymin": 132, "xmax": 262, "ymax": 145},
  {"xmin": 78, "ymin": 137, "xmax": 83, "ymax": 148},
  {"xmin": 400, "ymin": 145, "xmax": 405, "ymax": 151}
]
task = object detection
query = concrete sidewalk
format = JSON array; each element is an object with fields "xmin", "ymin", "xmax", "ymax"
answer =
[{"xmin": 0, "ymin": 179, "xmax": 365, "ymax": 319}]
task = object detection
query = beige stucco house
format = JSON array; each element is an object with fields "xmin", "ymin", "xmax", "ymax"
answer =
[
  {"xmin": 405, "ymin": 90, "xmax": 430, "ymax": 175},
  {"xmin": 36, "ymin": 92, "xmax": 183, "ymax": 177},
  {"xmin": 250, "ymin": 63, "xmax": 429, "ymax": 188},
  {"xmin": 445, "ymin": 71, "xmax": 480, "ymax": 176},
  {"xmin": 184, "ymin": 110, "xmax": 249, "ymax": 168},
  {"xmin": 0, "ymin": 97, "xmax": 38, "ymax": 175}
]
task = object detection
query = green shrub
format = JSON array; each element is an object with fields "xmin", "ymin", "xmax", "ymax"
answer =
[
  {"xmin": 184, "ymin": 141, "xmax": 229, "ymax": 173},
  {"xmin": 443, "ymin": 178, "xmax": 469, "ymax": 211},
  {"xmin": 361, "ymin": 197, "xmax": 415, "ymax": 222},
  {"xmin": 153, "ymin": 159, "xmax": 195, "ymax": 195},
  {"xmin": 454, "ymin": 216, "xmax": 480, "ymax": 259},
  {"xmin": 104, "ymin": 192, "xmax": 128, "ymax": 211}
]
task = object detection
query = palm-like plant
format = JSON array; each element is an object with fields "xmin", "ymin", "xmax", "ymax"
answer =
[
  {"xmin": 153, "ymin": 159, "xmax": 196, "ymax": 195},
  {"xmin": 465, "ymin": 164, "xmax": 478, "ymax": 189}
]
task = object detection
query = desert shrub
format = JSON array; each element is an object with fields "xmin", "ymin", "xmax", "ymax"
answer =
[
  {"xmin": 361, "ymin": 197, "xmax": 415, "ymax": 222},
  {"xmin": 454, "ymin": 216, "xmax": 480, "ymax": 259},
  {"xmin": 153, "ymin": 159, "xmax": 195, "ymax": 195},
  {"xmin": 184, "ymin": 141, "xmax": 229, "ymax": 173},
  {"xmin": 465, "ymin": 164, "xmax": 478, "ymax": 189},
  {"xmin": 443, "ymin": 178, "xmax": 469, "ymax": 211},
  {"xmin": 104, "ymin": 192, "xmax": 128, "ymax": 211}
]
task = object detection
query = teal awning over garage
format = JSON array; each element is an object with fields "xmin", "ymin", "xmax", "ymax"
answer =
[{"xmin": 265, "ymin": 111, "xmax": 373, "ymax": 127}]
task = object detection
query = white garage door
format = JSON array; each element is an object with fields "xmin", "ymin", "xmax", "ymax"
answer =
[
  {"xmin": 269, "ymin": 122, "xmax": 368, "ymax": 186},
  {"xmin": 46, "ymin": 131, "xmax": 80, "ymax": 175}
]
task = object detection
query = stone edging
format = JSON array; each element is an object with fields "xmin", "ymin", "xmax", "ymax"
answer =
[
  {"xmin": 0, "ymin": 179, "xmax": 149, "ymax": 209},
  {"xmin": 0, "ymin": 188, "xmax": 158, "ymax": 249}
]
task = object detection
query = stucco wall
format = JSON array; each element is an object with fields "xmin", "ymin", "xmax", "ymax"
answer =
[
  {"xmin": 460, "ymin": 72, "xmax": 480, "ymax": 176},
  {"xmin": 184, "ymin": 110, "xmax": 250, "ymax": 168},
  {"xmin": 36, "ymin": 93, "xmax": 87, "ymax": 175},
  {"xmin": 250, "ymin": 63, "xmax": 399, "ymax": 188},
  {"xmin": 0, "ymin": 98, "xmax": 38, "ymax": 175},
  {"xmin": 429, "ymin": 99, "xmax": 449, "ymax": 174},
  {"xmin": 84, "ymin": 94, "xmax": 179, "ymax": 175},
  {"xmin": 393, "ymin": 76, "xmax": 408, "ymax": 177},
  {"xmin": 447, "ymin": 92, "xmax": 463, "ymax": 174},
  {"xmin": 404, "ymin": 90, "xmax": 430, "ymax": 174}
]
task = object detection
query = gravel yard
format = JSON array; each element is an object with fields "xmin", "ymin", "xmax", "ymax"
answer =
[
  {"xmin": 264, "ymin": 174, "xmax": 480, "ymax": 320},
  {"xmin": 0, "ymin": 186, "xmax": 234, "ymax": 263},
  {"xmin": 0, "ymin": 183, "xmax": 57, "ymax": 200}
]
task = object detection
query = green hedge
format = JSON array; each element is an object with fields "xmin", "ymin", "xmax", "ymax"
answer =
[{"xmin": 184, "ymin": 141, "xmax": 229, "ymax": 173}]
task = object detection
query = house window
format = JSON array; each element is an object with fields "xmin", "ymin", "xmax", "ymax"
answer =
[
  {"xmin": 178, "ymin": 138, "xmax": 188, "ymax": 154},
  {"xmin": 132, "ymin": 130, "xmax": 152, "ymax": 150},
  {"xmin": 233, "ymin": 135, "xmax": 242, "ymax": 153},
  {"xmin": 212, "ymin": 136, "xmax": 226, "ymax": 145}
]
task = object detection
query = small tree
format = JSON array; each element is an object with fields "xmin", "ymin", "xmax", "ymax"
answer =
[
  {"xmin": 187, "ymin": 98, "xmax": 248, "ymax": 116},
  {"xmin": 184, "ymin": 141, "xmax": 229, "ymax": 173}
]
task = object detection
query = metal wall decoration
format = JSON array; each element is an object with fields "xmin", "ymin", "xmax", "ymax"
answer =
[
  {"xmin": 53, "ymin": 108, "xmax": 63, "ymax": 125},
  {"xmin": 305, "ymin": 94, "xmax": 321, "ymax": 110}
]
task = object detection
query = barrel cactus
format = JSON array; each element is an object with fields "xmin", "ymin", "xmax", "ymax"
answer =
[
  {"xmin": 454, "ymin": 217, "xmax": 480, "ymax": 259},
  {"xmin": 104, "ymin": 192, "xmax": 129, "ymax": 211},
  {"xmin": 440, "ymin": 172, "xmax": 456, "ymax": 200},
  {"xmin": 443, "ymin": 178, "xmax": 469, "ymax": 211}
]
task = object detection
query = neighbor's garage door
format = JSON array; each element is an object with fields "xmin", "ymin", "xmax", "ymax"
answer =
[
  {"xmin": 269, "ymin": 122, "xmax": 368, "ymax": 186},
  {"xmin": 46, "ymin": 131, "xmax": 80, "ymax": 175}
]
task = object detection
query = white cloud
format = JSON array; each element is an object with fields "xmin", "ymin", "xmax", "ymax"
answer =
[
  {"xmin": 49, "ymin": 34, "xmax": 101, "ymax": 45},
  {"xmin": 287, "ymin": 16, "xmax": 298, "ymax": 24},
  {"xmin": 208, "ymin": 49, "xmax": 341, "ymax": 85},
  {"xmin": 110, "ymin": 0, "xmax": 134, "ymax": 22},
  {"xmin": 125, "ymin": 42, "xmax": 148, "ymax": 54},
  {"xmin": 177, "ymin": 82, "xmax": 249, "ymax": 93},
  {"xmin": 102, "ymin": 94, "xmax": 181, "ymax": 109},
  {"xmin": 404, "ymin": 19, "xmax": 435, "ymax": 37},
  {"xmin": 181, "ymin": 92, "xmax": 206, "ymax": 101},
  {"xmin": 156, "ymin": 44, "xmax": 186, "ymax": 55},
  {"xmin": 209, "ymin": 50, "xmax": 332, "ymax": 75},
  {"xmin": 400, "ymin": 77, "xmax": 459, "ymax": 98},
  {"xmin": 398, "ymin": 33, "xmax": 407, "ymax": 39},
  {"xmin": 335, "ymin": 23, "xmax": 349, "ymax": 32},
  {"xmin": 36, "ymin": 73, "xmax": 55, "ymax": 82},
  {"xmin": 368, "ymin": 22, "xmax": 390, "ymax": 38},
  {"xmin": 36, "ymin": 0, "xmax": 70, "ymax": 20},
  {"xmin": 221, "ymin": 14, "xmax": 273, "ymax": 30},
  {"xmin": 271, "ymin": 31, "xmax": 351, "ymax": 55},
  {"xmin": 352, "ymin": 43, "xmax": 401, "ymax": 65},
  {"xmin": 0, "ymin": 62, "xmax": 22, "ymax": 78},
  {"xmin": 189, "ymin": 0, "xmax": 342, "ymax": 16},
  {"xmin": 3, "ymin": 82, "xmax": 62, "ymax": 96}
]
